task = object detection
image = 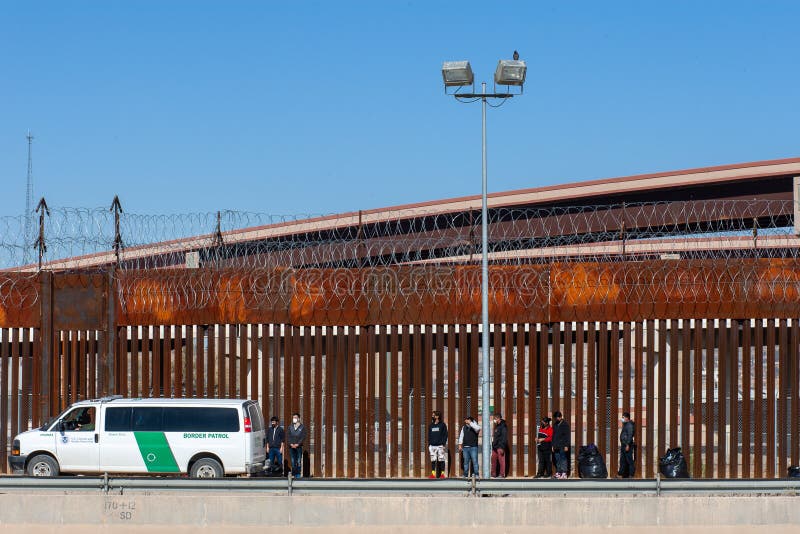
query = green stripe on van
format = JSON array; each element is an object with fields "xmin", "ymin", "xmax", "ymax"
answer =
[{"xmin": 134, "ymin": 432, "xmax": 180, "ymax": 472}]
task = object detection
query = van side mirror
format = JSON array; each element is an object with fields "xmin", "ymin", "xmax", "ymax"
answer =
[{"xmin": 58, "ymin": 421, "xmax": 65, "ymax": 433}]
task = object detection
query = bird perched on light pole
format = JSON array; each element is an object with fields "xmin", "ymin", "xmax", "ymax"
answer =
[{"xmin": 512, "ymin": 50, "xmax": 519, "ymax": 60}]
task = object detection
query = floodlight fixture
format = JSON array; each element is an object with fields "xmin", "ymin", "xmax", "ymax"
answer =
[
  {"xmin": 442, "ymin": 61, "xmax": 474, "ymax": 88},
  {"xmin": 494, "ymin": 59, "xmax": 527, "ymax": 87}
]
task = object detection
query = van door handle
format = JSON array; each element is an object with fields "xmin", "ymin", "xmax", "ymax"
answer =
[{"xmin": 94, "ymin": 434, "xmax": 99, "ymax": 443}]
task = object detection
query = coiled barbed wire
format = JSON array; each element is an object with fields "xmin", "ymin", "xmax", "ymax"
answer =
[{"xmin": 1, "ymin": 200, "xmax": 799, "ymax": 316}]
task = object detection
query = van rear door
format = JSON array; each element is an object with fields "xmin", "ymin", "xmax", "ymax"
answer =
[{"xmin": 245, "ymin": 402, "xmax": 266, "ymax": 467}]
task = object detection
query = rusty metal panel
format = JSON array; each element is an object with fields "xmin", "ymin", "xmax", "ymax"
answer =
[
  {"xmin": 552, "ymin": 323, "xmax": 561, "ymax": 438},
  {"xmin": 766, "ymin": 320, "xmax": 776, "ymax": 478},
  {"xmin": 53, "ymin": 274, "xmax": 106, "ymax": 331},
  {"xmin": 754, "ymin": 320, "xmax": 764, "ymax": 478},
  {"xmin": 251, "ymin": 325, "xmax": 259, "ymax": 405},
  {"xmin": 0, "ymin": 274, "xmax": 39, "ymax": 328},
  {"xmin": 227, "ymin": 324, "xmax": 236, "ymax": 399},
  {"xmin": 539, "ymin": 325, "xmax": 548, "ymax": 424},
  {"xmin": 116, "ymin": 328, "xmax": 125, "ymax": 398},
  {"xmin": 185, "ymin": 325, "xmax": 194, "ymax": 398},
  {"xmin": 527, "ymin": 324, "xmax": 538, "ymax": 476},
  {"xmin": 622, "ymin": 322, "xmax": 632, "ymax": 439}
]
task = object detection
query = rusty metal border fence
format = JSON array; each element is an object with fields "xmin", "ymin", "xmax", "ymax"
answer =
[{"xmin": 2, "ymin": 261, "xmax": 800, "ymax": 478}]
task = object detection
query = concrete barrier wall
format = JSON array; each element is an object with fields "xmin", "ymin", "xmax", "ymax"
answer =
[{"xmin": 1, "ymin": 493, "xmax": 799, "ymax": 534}]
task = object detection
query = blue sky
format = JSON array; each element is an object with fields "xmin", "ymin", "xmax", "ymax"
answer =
[{"xmin": 1, "ymin": 1, "xmax": 798, "ymax": 217}]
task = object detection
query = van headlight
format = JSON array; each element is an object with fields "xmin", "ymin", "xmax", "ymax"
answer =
[{"xmin": 11, "ymin": 439, "xmax": 20, "ymax": 456}]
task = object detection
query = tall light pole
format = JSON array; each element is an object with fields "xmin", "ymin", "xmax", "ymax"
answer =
[{"xmin": 442, "ymin": 57, "xmax": 526, "ymax": 478}]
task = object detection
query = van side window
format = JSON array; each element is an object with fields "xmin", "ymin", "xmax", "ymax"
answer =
[
  {"xmin": 132, "ymin": 407, "xmax": 163, "ymax": 431},
  {"xmin": 105, "ymin": 407, "xmax": 132, "ymax": 431},
  {"xmin": 162, "ymin": 407, "xmax": 239, "ymax": 432}
]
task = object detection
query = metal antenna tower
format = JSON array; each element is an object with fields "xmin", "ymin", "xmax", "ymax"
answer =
[{"xmin": 24, "ymin": 131, "xmax": 34, "ymax": 264}]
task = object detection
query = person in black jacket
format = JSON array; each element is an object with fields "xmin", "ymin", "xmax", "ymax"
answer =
[
  {"xmin": 266, "ymin": 416, "xmax": 285, "ymax": 474},
  {"xmin": 551, "ymin": 410, "xmax": 571, "ymax": 479},
  {"xmin": 617, "ymin": 412, "xmax": 636, "ymax": 478},
  {"xmin": 490, "ymin": 413, "xmax": 509, "ymax": 478},
  {"xmin": 427, "ymin": 410, "xmax": 449, "ymax": 478}
]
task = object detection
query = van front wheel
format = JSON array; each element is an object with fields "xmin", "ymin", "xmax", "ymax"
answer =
[
  {"xmin": 190, "ymin": 458, "xmax": 223, "ymax": 478},
  {"xmin": 27, "ymin": 454, "xmax": 60, "ymax": 477}
]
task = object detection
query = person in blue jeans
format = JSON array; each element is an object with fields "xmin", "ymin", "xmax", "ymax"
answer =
[
  {"xmin": 266, "ymin": 416, "xmax": 285, "ymax": 474},
  {"xmin": 458, "ymin": 415, "xmax": 481, "ymax": 478},
  {"xmin": 287, "ymin": 413, "xmax": 307, "ymax": 479}
]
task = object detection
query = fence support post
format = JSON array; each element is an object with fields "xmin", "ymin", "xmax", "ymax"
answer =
[{"xmin": 39, "ymin": 271, "xmax": 53, "ymax": 419}]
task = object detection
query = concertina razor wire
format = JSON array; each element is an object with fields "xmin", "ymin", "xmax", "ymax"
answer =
[{"xmin": 1, "ymin": 199, "xmax": 800, "ymax": 315}]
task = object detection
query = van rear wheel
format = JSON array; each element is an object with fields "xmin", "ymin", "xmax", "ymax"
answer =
[
  {"xmin": 27, "ymin": 454, "xmax": 60, "ymax": 477},
  {"xmin": 190, "ymin": 458, "xmax": 223, "ymax": 478}
]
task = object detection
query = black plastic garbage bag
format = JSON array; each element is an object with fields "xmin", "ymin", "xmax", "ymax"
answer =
[
  {"xmin": 577, "ymin": 444, "xmax": 608, "ymax": 479},
  {"xmin": 659, "ymin": 447, "xmax": 690, "ymax": 478},
  {"xmin": 788, "ymin": 466, "xmax": 800, "ymax": 478}
]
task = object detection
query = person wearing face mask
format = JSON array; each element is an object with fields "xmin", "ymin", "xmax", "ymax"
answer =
[
  {"xmin": 490, "ymin": 413, "xmax": 509, "ymax": 478},
  {"xmin": 457, "ymin": 415, "xmax": 481, "ymax": 478},
  {"xmin": 427, "ymin": 410, "xmax": 449, "ymax": 479},
  {"xmin": 266, "ymin": 416, "xmax": 285, "ymax": 475},
  {"xmin": 287, "ymin": 413, "xmax": 307, "ymax": 479},
  {"xmin": 617, "ymin": 412, "xmax": 636, "ymax": 478},
  {"xmin": 551, "ymin": 410, "xmax": 571, "ymax": 479}
]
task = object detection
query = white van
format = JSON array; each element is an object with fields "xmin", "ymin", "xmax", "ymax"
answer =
[{"xmin": 8, "ymin": 396, "xmax": 266, "ymax": 478}]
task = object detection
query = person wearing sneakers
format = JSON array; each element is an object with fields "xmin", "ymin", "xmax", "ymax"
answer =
[
  {"xmin": 490, "ymin": 413, "xmax": 509, "ymax": 478},
  {"xmin": 457, "ymin": 415, "xmax": 481, "ymax": 478},
  {"xmin": 427, "ymin": 410, "xmax": 449, "ymax": 478},
  {"xmin": 552, "ymin": 410, "xmax": 571, "ymax": 479},
  {"xmin": 535, "ymin": 416, "xmax": 553, "ymax": 478}
]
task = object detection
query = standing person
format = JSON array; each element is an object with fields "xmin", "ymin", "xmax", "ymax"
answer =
[
  {"xmin": 457, "ymin": 415, "xmax": 481, "ymax": 478},
  {"xmin": 287, "ymin": 413, "xmax": 307, "ymax": 479},
  {"xmin": 266, "ymin": 416, "xmax": 285, "ymax": 474},
  {"xmin": 551, "ymin": 410, "xmax": 571, "ymax": 479},
  {"xmin": 535, "ymin": 416, "xmax": 553, "ymax": 478},
  {"xmin": 617, "ymin": 412, "xmax": 636, "ymax": 478},
  {"xmin": 427, "ymin": 410, "xmax": 449, "ymax": 479},
  {"xmin": 490, "ymin": 413, "xmax": 509, "ymax": 478}
]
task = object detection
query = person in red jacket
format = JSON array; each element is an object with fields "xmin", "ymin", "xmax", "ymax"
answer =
[{"xmin": 535, "ymin": 416, "xmax": 553, "ymax": 478}]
